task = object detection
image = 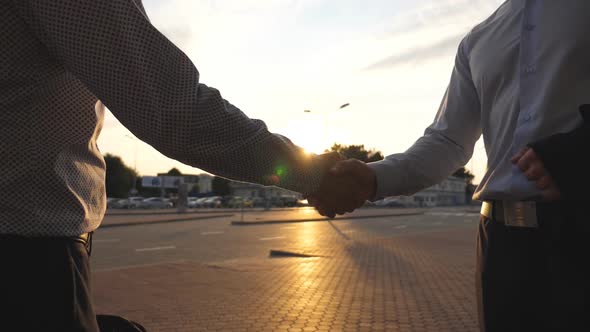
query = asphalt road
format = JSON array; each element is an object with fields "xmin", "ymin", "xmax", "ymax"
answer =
[{"xmin": 91, "ymin": 207, "xmax": 480, "ymax": 271}]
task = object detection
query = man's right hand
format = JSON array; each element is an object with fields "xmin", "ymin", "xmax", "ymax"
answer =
[{"xmin": 308, "ymin": 158, "xmax": 377, "ymax": 218}]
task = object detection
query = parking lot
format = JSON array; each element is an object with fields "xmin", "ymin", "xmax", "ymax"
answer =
[{"xmin": 93, "ymin": 206, "xmax": 481, "ymax": 331}]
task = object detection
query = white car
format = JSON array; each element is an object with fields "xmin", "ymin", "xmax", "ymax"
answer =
[
  {"xmin": 195, "ymin": 197, "xmax": 209, "ymax": 207},
  {"xmin": 187, "ymin": 197, "xmax": 200, "ymax": 208},
  {"xmin": 374, "ymin": 197, "xmax": 403, "ymax": 207},
  {"xmin": 203, "ymin": 196, "xmax": 222, "ymax": 208},
  {"xmin": 141, "ymin": 197, "xmax": 173, "ymax": 209},
  {"xmin": 127, "ymin": 196, "xmax": 145, "ymax": 209},
  {"xmin": 106, "ymin": 197, "xmax": 120, "ymax": 209}
]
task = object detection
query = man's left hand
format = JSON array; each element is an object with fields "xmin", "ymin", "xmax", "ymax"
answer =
[{"xmin": 511, "ymin": 147, "xmax": 562, "ymax": 201}]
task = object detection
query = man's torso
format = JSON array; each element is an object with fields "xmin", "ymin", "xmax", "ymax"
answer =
[
  {"xmin": 0, "ymin": 1, "xmax": 105, "ymax": 236},
  {"xmin": 468, "ymin": 0, "xmax": 590, "ymax": 200}
]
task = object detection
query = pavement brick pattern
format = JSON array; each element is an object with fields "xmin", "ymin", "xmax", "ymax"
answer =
[{"xmin": 94, "ymin": 223, "xmax": 479, "ymax": 331}]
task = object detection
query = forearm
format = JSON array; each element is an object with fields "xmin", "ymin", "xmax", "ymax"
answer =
[
  {"xmin": 368, "ymin": 131, "xmax": 472, "ymax": 199},
  {"xmin": 13, "ymin": 0, "xmax": 324, "ymax": 194}
]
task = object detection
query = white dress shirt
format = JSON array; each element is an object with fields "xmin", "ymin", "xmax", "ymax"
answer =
[{"xmin": 369, "ymin": 0, "xmax": 590, "ymax": 201}]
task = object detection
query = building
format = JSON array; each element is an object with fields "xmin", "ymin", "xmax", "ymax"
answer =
[
  {"xmin": 411, "ymin": 176, "xmax": 467, "ymax": 207},
  {"xmin": 197, "ymin": 174, "xmax": 213, "ymax": 194}
]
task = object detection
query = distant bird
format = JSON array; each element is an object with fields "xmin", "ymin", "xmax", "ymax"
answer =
[
  {"xmin": 339, "ymin": 103, "xmax": 350, "ymax": 109},
  {"xmin": 304, "ymin": 110, "xmax": 311, "ymax": 113}
]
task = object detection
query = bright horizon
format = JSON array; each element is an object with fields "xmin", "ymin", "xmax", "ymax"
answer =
[{"xmin": 97, "ymin": 0, "xmax": 504, "ymax": 184}]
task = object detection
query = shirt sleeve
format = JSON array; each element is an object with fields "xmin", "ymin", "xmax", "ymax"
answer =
[
  {"xmin": 367, "ymin": 36, "xmax": 482, "ymax": 199},
  {"xmin": 528, "ymin": 105, "xmax": 590, "ymax": 200},
  {"xmin": 12, "ymin": 0, "xmax": 324, "ymax": 195}
]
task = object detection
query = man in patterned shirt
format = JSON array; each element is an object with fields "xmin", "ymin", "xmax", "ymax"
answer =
[{"xmin": 0, "ymin": 0, "xmax": 357, "ymax": 330}]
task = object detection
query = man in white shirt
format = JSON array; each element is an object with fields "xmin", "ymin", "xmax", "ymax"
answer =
[{"xmin": 309, "ymin": 1, "xmax": 590, "ymax": 330}]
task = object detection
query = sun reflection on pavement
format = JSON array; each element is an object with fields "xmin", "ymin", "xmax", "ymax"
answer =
[{"xmin": 296, "ymin": 221, "xmax": 320, "ymax": 248}]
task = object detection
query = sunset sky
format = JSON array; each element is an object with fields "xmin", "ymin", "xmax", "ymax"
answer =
[{"xmin": 97, "ymin": 0, "xmax": 505, "ymax": 184}]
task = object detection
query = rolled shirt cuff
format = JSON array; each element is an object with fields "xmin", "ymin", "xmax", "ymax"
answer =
[{"xmin": 367, "ymin": 159, "xmax": 402, "ymax": 200}]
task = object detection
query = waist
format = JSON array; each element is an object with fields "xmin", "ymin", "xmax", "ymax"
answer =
[
  {"xmin": 480, "ymin": 200, "xmax": 566, "ymax": 228},
  {"xmin": 0, "ymin": 232, "xmax": 93, "ymax": 255}
]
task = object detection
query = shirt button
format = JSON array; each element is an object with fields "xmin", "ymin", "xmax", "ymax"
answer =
[
  {"xmin": 524, "ymin": 114, "xmax": 532, "ymax": 121},
  {"xmin": 524, "ymin": 24, "xmax": 535, "ymax": 31}
]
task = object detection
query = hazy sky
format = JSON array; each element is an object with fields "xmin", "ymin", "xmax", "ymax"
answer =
[{"xmin": 97, "ymin": 0, "xmax": 505, "ymax": 183}]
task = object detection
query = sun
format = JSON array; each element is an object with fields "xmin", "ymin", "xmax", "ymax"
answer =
[{"xmin": 281, "ymin": 118, "xmax": 330, "ymax": 155}]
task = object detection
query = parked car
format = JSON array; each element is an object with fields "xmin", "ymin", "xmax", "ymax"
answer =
[
  {"xmin": 268, "ymin": 196, "xmax": 284, "ymax": 207},
  {"xmin": 187, "ymin": 197, "xmax": 200, "ymax": 208},
  {"xmin": 203, "ymin": 196, "xmax": 222, "ymax": 208},
  {"xmin": 141, "ymin": 197, "xmax": 173, "ymax": 209},
  {"xmin": 107, "ymin": 198, "xmax": 120, "ymax": 209},
  {"xmin": 226, "ymin": 196, "xmax": 240, "ymax": 208},
  {"xmin": 195, "ymin": 197, "xmax": 209, "ymax": 208},
  {"xmin": 114, "ymin": 196, "xmax": 143, "ymax": 209},
  {"xmin": 116, "ymin": 199, "xmax": 131, "ymax": 209},
  {"xmin": 279, "ymin": 195, "xmax": 298, "ymax": 207},
  {"xmin": 127, "ymin": 196, "xmax": 145, "ymax": 209},
  {"xmin": 227, "ymin": 196, "xmax": 254, "ymax": 208},
  {"xmin": 251, "ymin": 197, "xmax": 266, "ymax": 207},
  {"xmin": 373, "ymin": 197, "xmax": 403, "ymax": 207}
]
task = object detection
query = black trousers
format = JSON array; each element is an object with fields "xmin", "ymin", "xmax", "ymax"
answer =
[
  {"xmin": 0, "ymin": 235, "xmax": 99, "ymax": 332},
  {"xmin": 477, "ymin": 202, "xmax": 590, "ymax": 332}
]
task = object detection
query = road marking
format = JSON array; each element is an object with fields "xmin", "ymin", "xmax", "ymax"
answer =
[
  {"xmin": 395, "ymin": 225, "xmax": 407, "ymax": 229},
  {"xmin": 259, "ymin": 236, "xmax": 285, "ymax": 241},
  {"xmin": 135, "ymin": 246, "xmax": 176, "ymax": 252},
  {"xmin": 201, "ymin": 231, "xmax": 224, "ymax": 235},
  {"xmin": 94, "ymin": 239, "xmax": 121, "ymax": 243},
  {"xmin": 434, "ymin": 221, "xmax": 444, "ymax": 225}
]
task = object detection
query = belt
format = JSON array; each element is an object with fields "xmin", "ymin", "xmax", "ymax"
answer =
[
  {"xmin": 73, "ymin": 232, "xmax": 93, "ymax": 256},
  {"xmin": 481, "ymin": 201, "xmax": 539, "ymax": 228}
]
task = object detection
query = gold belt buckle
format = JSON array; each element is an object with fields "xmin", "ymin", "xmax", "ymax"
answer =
[{"xmin": 503, "ymin": 201, "xmax": 538, "ymax": 228}]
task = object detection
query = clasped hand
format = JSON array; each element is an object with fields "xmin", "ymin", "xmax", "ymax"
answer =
[{"xmin": 308, "ymin": 154, "xmax": 377, "ymax": 218}]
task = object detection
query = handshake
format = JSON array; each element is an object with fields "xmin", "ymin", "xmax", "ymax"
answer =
[{"xmin": 307, "ymin": 152, "xmax": 377, "ymax": 218}]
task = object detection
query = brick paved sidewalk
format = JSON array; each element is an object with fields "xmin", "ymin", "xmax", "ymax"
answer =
[
  {"xmin": 93, "ymin": 226, "xmax": 479, "ymax": 331},
  {"xmin": 101, "ymin": 206, "xmax": 481, "ymax": 228}
]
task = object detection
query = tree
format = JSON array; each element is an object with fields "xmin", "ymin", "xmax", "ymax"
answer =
[
  {"xmin": 453, "ymin": 167, "xmax": 477, "ymax": 205},
  {"xmin": 212, "ymin": 176, "xmax": 231, "ymax": 196},
  {"xmin": 453, "ymin": 167, "xmax": 475, "ymax": 185},
  {"xmin": 166, "ymin": 168, "xmax": 182, "ymax": 176},
  {"xmin": 104, "ymin": 154, "xmax": 137, "ymax": 198},
  {"xmin": 326, "ymin": 144, "xmax": 384, "ymax": 162}
]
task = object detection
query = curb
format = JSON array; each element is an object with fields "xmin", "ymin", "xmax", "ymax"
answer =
[
  {"xmin": 105, "ymin": 207, "xmax": 304, "ymax": 217},
  {"xmin": 231, "ymin": 212, "xmax": 425, "ymax": 226},
  {"xmin": 100, "ymin": 214, "xmax": 234, "ymax": 229},
  {"xmin": 105, "ymin": 210, "xmax": 244, "ymax": 217}
]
